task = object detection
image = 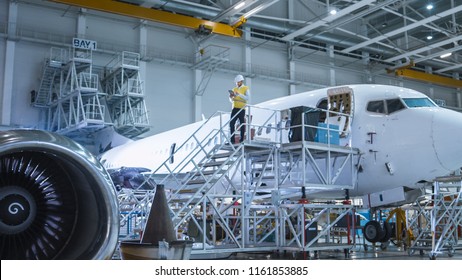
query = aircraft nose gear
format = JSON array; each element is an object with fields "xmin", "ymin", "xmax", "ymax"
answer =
[{"xmin": 363, "ymin": 220, "xmax": 392, "ymax": 243}]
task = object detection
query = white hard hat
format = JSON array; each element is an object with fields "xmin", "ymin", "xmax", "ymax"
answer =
[{"xmin": 234, "ymin": 74, "xmax": 244, "ymax": 84}]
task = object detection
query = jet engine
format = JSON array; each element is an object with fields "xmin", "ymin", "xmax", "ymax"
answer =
[{"xmin": 0, "ymin": 130, "xmax": 119, "ymax": 259}]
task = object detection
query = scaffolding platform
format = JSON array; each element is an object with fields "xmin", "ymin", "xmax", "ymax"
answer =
[
  {"xmin": 192, "ymin": 45, "xmax": 230, "ymax": 97},
  {"xmin": 33, "ymin": 47, "xmax": 111, "ymax": 139},
  {"xmin": 34, "ymin": 47, "xmax": 150, "ymax": 142},
  {"xmin": 192, "ymin": 45, "xmax": 230, "ymax": 70},
  {"xmin": 116, "ymin": 103, "xmax": 362, "ymax": 258},
  {"xmin": 407, "ymin": 175, "xmax": 462, "ymax": 259},
  {"xmin": 278, "ymin": 203, "xmax": 357, "ymax": 256},
  {"xmin": 101, "ymin": 51, "xmax": 150, "ymax": 138}
]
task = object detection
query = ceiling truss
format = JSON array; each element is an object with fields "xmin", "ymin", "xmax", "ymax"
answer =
[{"xmin": 46, "ymin": 0, "xmax": 462, "ymax": 83}]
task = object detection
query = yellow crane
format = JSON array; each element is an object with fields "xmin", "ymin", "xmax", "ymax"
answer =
[{"xmin": 48, "ymin": 0, "xmax": 242, "ymax": 38}]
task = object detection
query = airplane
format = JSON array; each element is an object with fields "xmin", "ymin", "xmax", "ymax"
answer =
[
  {"xmin": 100, "ymin": 83, "xmax": 462, "ymax": 247},
  {"xmin": 100, "ymin": 84, "xmax": 462, "ymax": 205},
  {"xmin": 2, "ymin": 83, "xmax": 462, "ymax": 259}
]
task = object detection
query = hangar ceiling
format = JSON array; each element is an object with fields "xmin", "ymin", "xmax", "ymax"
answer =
[
  {"xmin": 127, "ymin": 0, "xmax": 462, "ymax": 75},
  {"xmin": 45, "ymin": 0, "xmax": 462, "ymax": 81}
]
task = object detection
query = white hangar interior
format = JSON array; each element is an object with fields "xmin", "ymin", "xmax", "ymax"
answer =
[
  {"xmin": 1, "ymin": 0, "xmax": 462, "ymax": 261},
  {"xmin": 1, "ymin": 0, "xmax": 462, "ymax": 137}
]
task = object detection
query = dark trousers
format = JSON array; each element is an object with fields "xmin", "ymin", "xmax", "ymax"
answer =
[{"xmin": 230, "ymin": 107, "xmax": 245, "ymax": 143}]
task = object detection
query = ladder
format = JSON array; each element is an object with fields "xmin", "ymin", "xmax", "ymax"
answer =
[
  {"xmin": 137, "ymin": 108, "xmax": 280, "ymax": 248},
  {"xmin": 34, "ymin": 58, "xmax": 62, "ymax": 107}
]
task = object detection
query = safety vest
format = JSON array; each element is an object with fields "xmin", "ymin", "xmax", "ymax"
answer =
[{"xmin": 232, "ymin": 85, "xmax": 249, "ymax": 109}]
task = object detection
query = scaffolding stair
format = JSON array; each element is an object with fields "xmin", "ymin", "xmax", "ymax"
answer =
[
  {"xmin": 408, "ymin": 175, "xmax": 462, "ymax": 259},
  {"xmin": 193, "ymin": 45, "xmax": 230, "ymax": 97},
  {"xmin": 34, "ymin": 59, "xmax": 62, "ymax": 107},
  {"xmin": 117, "ymin": 105, "xmax": 362, "ymax": 257},
  {"xmin": 32, "ymin": 47, "xmax": 118, "ymax": 149}
]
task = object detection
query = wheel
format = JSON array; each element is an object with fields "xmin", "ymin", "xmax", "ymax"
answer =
[
  {"xmin": 380, "ymin": 222, "xmax": 392, "ymax": 242},
  {"xmin": 364, "ymin": 221, "xmax": 385, "ymax": 243}
]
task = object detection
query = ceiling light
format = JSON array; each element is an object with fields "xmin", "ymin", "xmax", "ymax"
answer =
[
  {"xmin": 440, "ymin": 52, "xmax": 452, "ymax": 58},
  {"xmin": 330, "ymin": 9, "xmax": 337, "ymax": 15},
  {"xmin": 234, "ymin": 1, "xmax": 245, "ymax": 10},
  {"xmin": 426, "ymin": 4, "xmax": 434, "ymax": 10},
  {"xmin": 427, "ymin": 35, "xmax": 433, "ymax": 40}
]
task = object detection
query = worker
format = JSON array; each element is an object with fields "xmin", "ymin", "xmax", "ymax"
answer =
[{"xmin": 229, "ymin": 74, "xmax": 250, "ymax": 144}]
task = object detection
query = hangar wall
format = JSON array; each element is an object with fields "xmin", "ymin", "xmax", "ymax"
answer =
[
  {"xmin": 10, "ymin": 42, "xmax": 47, "ymax": 127},
  {"xmin": 0, "ymin": 1, "xmax": 460, "ymax": 135}
]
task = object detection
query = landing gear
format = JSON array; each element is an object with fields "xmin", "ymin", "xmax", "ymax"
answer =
[
  {"xmin": 364, "ymin": 220, "xmax": 392, "ymax": 252},
  {"xmin": 364, "ymin": 221, "xmax": 385, "ymax": 243},
  {"xmin": 380, "ymin": 222, "xmax": 392, "ymax": 243}
]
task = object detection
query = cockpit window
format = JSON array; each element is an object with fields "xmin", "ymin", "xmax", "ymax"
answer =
[
  {"xmin": 386, "ymin": 98, "xmax": 406, "ymax": 114},
  {"xmin": 403, "ymin": 98, "xmax": 436, "ymax": 108},
  {"xmin": 367, "ymin": 98, "xmax": 406, "ymax": 115},
  {"xmin": 367, "ymin": 100, "xmax": 385, "ymax": 113}
]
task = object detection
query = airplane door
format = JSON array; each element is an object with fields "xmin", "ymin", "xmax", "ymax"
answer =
[{"xmin": 326, "ymin": 87, "xmax": 354, "ymax": 145}]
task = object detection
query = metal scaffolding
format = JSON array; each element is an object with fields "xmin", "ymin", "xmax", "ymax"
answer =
[
  {"xmin": 193, "ymin": 45, "xmax": 230, "ymax": 97},
  {"xmin": 117, "ymin": 104, "xmax": 361, "ymax": 258},
  {"xmin": 102, "ymin": 51, "xmax": 150, "ymax": 138},
  {"xmin": 34, "ymin": 47, "xmax": 150, "ymax": 141},
  {"xmin": 280, "ymin": 203, "xmax": 357, "ymax": 258},
  {"xmin": 33, "ymin": 47, "xmax": 110, "ymax": 139},
  {"xmin": 407, "ymin": 175, "xmax": 462, "ymax": 259}
]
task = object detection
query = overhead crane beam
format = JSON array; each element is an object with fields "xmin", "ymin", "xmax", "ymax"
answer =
[
  {"xmin": 393, "ymin": 68, "xmax": 462, "ymax": 89},
  {"xmin": 48, "ymin": 0, "xmax": 242, "ymax": 38}
]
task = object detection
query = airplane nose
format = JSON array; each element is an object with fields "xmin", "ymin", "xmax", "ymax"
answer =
[{"xmin": 432, "ymin": 108, "xmax": 462, "ymax": 171}]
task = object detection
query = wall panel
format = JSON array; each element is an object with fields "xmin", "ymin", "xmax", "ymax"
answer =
[
  {"xmin": 1, "ymin": 2, "xmax": 460, "ymax": 135},
  {"xmin": 17, "ymin": 2, "xmax": 75, "ymax": 37},
  {"xmin": 10, "ymin": 42, "xmax": 47, "ymax": 127}
]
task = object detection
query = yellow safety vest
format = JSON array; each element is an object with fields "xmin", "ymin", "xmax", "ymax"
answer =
[{"xmin": 232, "ymin": 85, "xmax": 249, "ymax": 109}]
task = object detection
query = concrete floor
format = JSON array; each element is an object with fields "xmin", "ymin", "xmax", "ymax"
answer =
[
  {"xmin": 228, "ymin": 245, "xmax": 462, "ymax": 260},
  {"xmin": 113, "ymin": 238, "xmax": 462, "ymax": 260}
]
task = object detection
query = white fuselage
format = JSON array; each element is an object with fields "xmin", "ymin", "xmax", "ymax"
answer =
[{"xmin": 101, "ymin": 84, "xmax": 462, "ymax": 199}]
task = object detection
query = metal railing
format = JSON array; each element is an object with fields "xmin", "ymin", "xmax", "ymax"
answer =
[{"xmin": 116, "ymin": 103, "xmax": 362, "ymax": 256}]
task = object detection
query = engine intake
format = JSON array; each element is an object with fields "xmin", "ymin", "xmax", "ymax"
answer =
[{"xmin": 0, "ymin": 130, "xmax": 119, "ymax": 259}]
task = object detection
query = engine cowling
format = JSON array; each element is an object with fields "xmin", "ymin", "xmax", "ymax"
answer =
[{"xmin": 0, "ymin": 130, "xmax": 119, "ymax": 259}]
